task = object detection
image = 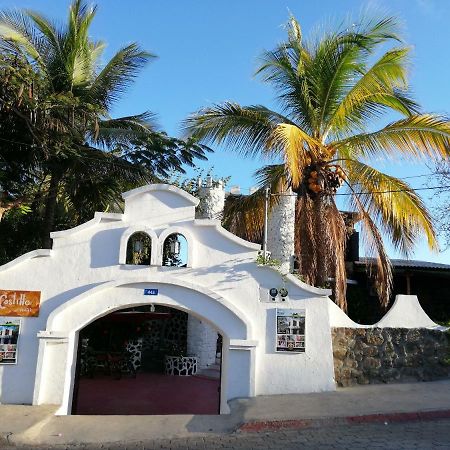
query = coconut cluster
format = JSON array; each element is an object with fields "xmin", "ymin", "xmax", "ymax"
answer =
[{"xmin": 304, "ymin": 164, "xmax": 347, "ymax": 195}]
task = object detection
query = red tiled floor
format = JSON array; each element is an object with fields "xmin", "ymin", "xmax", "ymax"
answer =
[{"xmin": 73, "ymin": 372, "xmax": 220, "ymax": 415}]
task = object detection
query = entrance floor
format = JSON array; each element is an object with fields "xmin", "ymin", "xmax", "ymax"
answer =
[{"xmin": 73, "ymin": 373, "xmax": 220, "ymax": 415}]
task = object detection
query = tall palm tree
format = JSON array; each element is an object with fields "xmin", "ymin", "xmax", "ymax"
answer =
[
  {"xmin": 185, "ymin": 15, "xmax": 450, "ymax": 310},
  {"xmin": 0, "ymin": 0, "xmax": 209, "ymax": 248}
]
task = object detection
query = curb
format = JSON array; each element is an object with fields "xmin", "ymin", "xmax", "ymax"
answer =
[{"xmin": 238, "ymin": 409, "xmax": 450, "ymax": 433}]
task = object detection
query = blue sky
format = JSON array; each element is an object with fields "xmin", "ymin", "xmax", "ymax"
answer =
[{"xmin": 5, "ymin": 0, "xmax": 450, "ymax": 263}]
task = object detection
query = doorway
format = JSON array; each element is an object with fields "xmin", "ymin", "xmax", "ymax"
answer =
[{"xmin": 71, "ymin": 305, "xmax": 222, "ymax": 415}]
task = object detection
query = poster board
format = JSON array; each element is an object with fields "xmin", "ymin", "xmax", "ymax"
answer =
[
  {"xmin": 0, "ymin": 319, "xmax": 20, "ymax": 364},
  {"xmin": 0, "ymin": 290, "xmax": 41, "ymax": 317},
  {"xmin": 276, "ymin": 309, "xmax": 305, "ymax": 353}
]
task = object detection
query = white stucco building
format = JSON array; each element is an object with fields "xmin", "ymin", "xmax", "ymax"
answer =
[{"xmin": 0, "ymin": 183, "xmax": 443, "ymax": 415}]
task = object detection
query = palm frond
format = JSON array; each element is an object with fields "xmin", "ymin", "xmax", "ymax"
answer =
[
  {"xmin": 222, "ymin": 190, "xmax": 266, "ymax": 243},
  {"xmin": 345, "ymin": 159, "xmax": 438, "ymax": 255},
  {"xmin": 89, "ymin": 43, "xmax": 155, "ymax": 108},
  {"xmin": 327, "ymin": 47, "xmax": 419, "ymax": 136},
  {"xmin": 348, "ymin": 185, "xmax": 393, "ymax": 308},
  {"xmin": 334, "ymin": 114, "xmax": 450, "ymax": 161},
  {"xmin": 184, "ymin": 103, "xmax": 295, "ymax": 158},
  {"xmin": 0, "ymin": 9, "xmax": 45, "ymax": 62},
  {"xmin": 268, "ymin": 123, "xmax": 322, "ymax": 186}
]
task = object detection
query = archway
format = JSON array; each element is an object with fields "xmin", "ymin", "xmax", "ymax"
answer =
[
  {"xmin": 71, "ymin": 305, "xmax": 223, "ymax": 415},
  {"xmin": 34, "ymin": 276, "xmax": 255, "ymax": 415}
]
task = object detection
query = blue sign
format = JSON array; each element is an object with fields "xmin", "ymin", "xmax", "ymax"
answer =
[{"xmin": 144, "ymin": 288, "xmax": 159, "ymax": 296}]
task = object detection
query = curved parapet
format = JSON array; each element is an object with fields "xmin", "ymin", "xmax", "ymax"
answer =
[
  {"xmin": 0, "ymin": 249, "xmax": 52, "ymax": 273},
  {"xmin": 328, "ymin": 299, "xmax": 366, "ymax": 328},
  {"xmin": 375, "ymin": 295, "xmax": 440, "ymax": 329}
]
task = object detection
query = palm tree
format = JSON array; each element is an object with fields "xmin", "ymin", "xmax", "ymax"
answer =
[
  {"xmin": 185, "ymin": 15, "xmax": 450, "ymax": 310},
  {"xmin": 0, "ymin": 0, "xmax": 209, "ymax": 248}
]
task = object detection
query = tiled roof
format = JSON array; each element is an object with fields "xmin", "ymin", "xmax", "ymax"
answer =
[{"xmin": 355, "ymin": 258, "xmax": 450, "ymax": 271}]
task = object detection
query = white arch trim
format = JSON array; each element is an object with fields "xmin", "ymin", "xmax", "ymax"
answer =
[
  {"xmin": 119, "ymin": 226, "xmax": 159, "ymax": 265},
  {"xmin": 39, "ymin": 275, "xmax": 254, "ymax": 415},
  {"xmin": 158, "ymin": 226, "xmax": 195, "ymax": 267},
  {"xmin": 46, "ymin": 275, "xmax": 253, "ymax": 338}
]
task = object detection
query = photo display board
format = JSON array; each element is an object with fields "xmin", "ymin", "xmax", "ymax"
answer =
[
  {"xmin": 0, "ymin": 319, "xmax": 20, "ymax": 364},
  {"xmin": 276, "ymin": 309, "xmax": 306, "ymax": 353}
]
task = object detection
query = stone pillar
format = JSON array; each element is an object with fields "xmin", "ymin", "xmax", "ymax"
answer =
[
  {"xmin": 267, "ymin": 190, "xmax": 296, "ymax": 274},
  {"xmin": 195, "ymin": 176, "xmax": 226, "ymax": 220},
  {"xmin": 187, "ymin": 316, "xmax": 218, "ymax": 369}
]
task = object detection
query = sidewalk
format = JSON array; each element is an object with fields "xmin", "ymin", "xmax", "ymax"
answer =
[{"xmin": 1, "ymin": 379, "xmax": 449, "ymax": 446}]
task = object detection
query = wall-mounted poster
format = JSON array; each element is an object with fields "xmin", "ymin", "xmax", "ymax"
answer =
[
  {"xmin": 276, "ymin": 309, "xmax": 306, "ymax": 353},
  {"xmin": 0, "ymin": 290, "xmax": 41, "ymax": 317},
  {"xmin": 0, "ymin": 319, "xmax": 20, "ymax": 364}
]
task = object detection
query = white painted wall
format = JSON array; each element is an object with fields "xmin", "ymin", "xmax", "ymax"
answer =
[
  {"xmin": 328, "ymin": 294, "xmax": 444, "ymax": 329},
  {"xmin": 0, "ymin": 184, "xmax": 337, "ymax": 413}
]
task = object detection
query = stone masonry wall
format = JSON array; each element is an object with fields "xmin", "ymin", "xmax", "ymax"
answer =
[
  {"xmin": 187, "ymin": 316, "xmax": 218, "ymax": 369},
  {"xmin": 332, "ymin": 328, "xmax": 450, "ymax": 387}
]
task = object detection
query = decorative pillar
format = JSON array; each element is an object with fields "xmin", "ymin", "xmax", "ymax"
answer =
[
  {"xmin": 195, "ymin": 176, "xmax": 226, "ymax": 220},
  {"xmin": 267, "ymin": 190, "xmax": 296, "ymax": 274}
]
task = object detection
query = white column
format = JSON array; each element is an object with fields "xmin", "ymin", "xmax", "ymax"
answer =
[
  {"xmin": 267, "ymin": 190, "xmax": 296, "ymax": 274},
  {"xmin": 195, "ymin": 176, "xmax": 226, "ymax": 220}
]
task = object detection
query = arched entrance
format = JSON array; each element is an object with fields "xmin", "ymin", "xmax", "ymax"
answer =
[
  {"xmin": 34, "ymin": 276, "xmax": 256, "ymax": 415},
  {"xmin": 71, "ymin": 305, "xmax": 223, "ymax": 415}
]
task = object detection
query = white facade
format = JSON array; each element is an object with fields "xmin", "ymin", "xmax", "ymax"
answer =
[{"xmin": 0, "ymin": 184, "xmax": 338, "ymax": 414}]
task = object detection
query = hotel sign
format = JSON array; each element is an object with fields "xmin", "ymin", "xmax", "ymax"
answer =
[{"xmin": 0, "ymin": 290, "xmax": 41, "ymax": 317}]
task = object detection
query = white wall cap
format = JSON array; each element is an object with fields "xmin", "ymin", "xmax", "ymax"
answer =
[
  {"xmin": 284, "ymin": 273, "xmax": 332, "ymax": 296},
  {"xmin": 229, "ymin": 339, "xmax": 258, "ymax": 349},
  {"xmin": 193, "ymin": 219, "xmax": 261, "ymax": 251},
  {"xmin": 0, "ymin": 248, "xmax": 52, "ymax": 273},
  {"xmin": 374, "ymin": 294, "xmax": 440, "ymax": 329},
  {"xmin": 50, "ymin": 212, "xmax": 123, "ymax": 239},
  {"xmin": 37, "ymin": 330, "xmax": 68, "ymax": 339},
  {"xmin": 122, "ymin": 184, "xmax": 200, "ymax": 207},
  {"xmin": 328, "ymin": 299, "xmax": 368, "ymax": 328}
]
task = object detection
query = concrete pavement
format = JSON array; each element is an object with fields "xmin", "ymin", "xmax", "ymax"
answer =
[{"xmin": 1, "ymin": 379, "xmax": 449, "ymax": 447}]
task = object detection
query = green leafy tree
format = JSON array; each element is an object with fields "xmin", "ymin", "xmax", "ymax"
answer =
[
  {"xmin": 185, "ymin": 15, "xmax": 450, "ymax": 310},
  {"xmin": 0, "ymin": 0, "xmax": 210, "ymax": 252}
]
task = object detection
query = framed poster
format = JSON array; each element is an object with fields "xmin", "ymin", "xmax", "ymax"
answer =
[
  {"xmin": 0, "ymin": 319, "xmax": 20, "ymax": 364},
  {"xmin": 0, "ymin": 290, "xmax": 41, "ymax": 317},
  {"xmin": 276, "ymin": 309, "xmax": 305, "ymax": 353}
]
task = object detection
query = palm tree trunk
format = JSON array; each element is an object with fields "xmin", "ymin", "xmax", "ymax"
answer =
[
  {"xmin": 42, "ymin": 172, "xmax": 62, "ymax": 249},
  {"xmin": 313, "ymin": 194, "xmax": 329, "ymax": 287}
]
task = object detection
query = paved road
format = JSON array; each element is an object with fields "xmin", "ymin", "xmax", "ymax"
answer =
[{"xmin": 5, "ymin": 419, "xmax": 450, "ymax": 449}]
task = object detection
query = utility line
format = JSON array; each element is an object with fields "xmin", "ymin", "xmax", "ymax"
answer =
[{"xmin": 270, "ymin": 185, "xmax": 450, "ymax": 197}]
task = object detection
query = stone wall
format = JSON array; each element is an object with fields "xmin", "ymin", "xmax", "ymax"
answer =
[
  {"xmin": 332, "ymin": 328, "xmax": 450, "ymax": 387},
  {"xmin": 187, "ymin": 316, "xmax": 219, "ymax": 369}
]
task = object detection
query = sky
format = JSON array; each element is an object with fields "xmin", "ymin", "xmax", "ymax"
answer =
[{"xmin": 4, "ymin": 0, "xmax": 450, "ymax": 263}]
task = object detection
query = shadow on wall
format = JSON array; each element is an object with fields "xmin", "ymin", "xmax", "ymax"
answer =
[
  {"xmin": 0, "ymin": 318, "xmax": 41, "ymax": 404},
  {"xmin": 90, "ymin": 228, "xmax": 126, "ymax": 268},
  {"xmin": 265, "ymin": 308, "xmax": 278, "ymax": 355},
  {"xmin": 0, "ymin": 282, "xmax": 102, "ymax": 405}
]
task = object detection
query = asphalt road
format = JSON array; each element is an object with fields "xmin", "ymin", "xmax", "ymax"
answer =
[{"xmin": 4, "ymin": 418, "xmax": 450, "ymax": 450}]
